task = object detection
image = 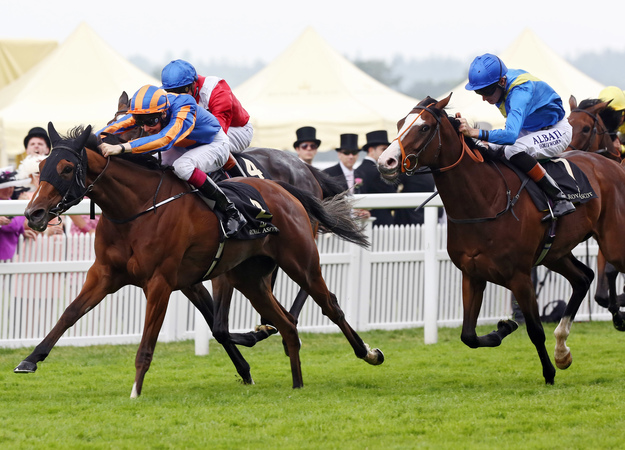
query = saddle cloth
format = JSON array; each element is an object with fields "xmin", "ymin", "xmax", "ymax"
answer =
[
  {"xmin": 503, "ymin": 157, "xmax": 597, "ymax": 212},
  {"xmin": 210, "ymin": 153, "xmax": 272, "ymax": 182},
  {"xmin": 208, "ymin": 181, "xmax": 279, "ymax": 240}
]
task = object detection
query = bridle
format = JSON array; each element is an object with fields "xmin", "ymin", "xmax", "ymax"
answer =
[
  {"xmin": 395, "ymin": 105, "xmax": 483, "ymax": 176},
  {"xmin": 568, "ymin": 108, "xmax": 609, "ymax": 153}
]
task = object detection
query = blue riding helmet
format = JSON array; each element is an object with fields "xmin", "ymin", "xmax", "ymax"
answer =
[
  {"xmin": 161, "ymin": 59, "xmax": 198, "ymax": 90},
  {"xmin": 465, "ymin": 53, "xmax": 508, "ymax": 91}
]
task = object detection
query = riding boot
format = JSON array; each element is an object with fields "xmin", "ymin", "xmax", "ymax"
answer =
[
  {"xmin": 196, "ymin": 177, "xmax": 247, "ymax": 237},
  {"xmin": 509, "ymin": 152, "xmax": 575, "ymax": 220},
  {"xmin": 535, "ymin": 173, "xmax": 576, "ymax": 219}
]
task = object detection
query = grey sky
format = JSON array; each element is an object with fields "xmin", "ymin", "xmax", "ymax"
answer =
[{"xmin": 3, "ymin": 0, "xmax": 622, "ymax": 65}]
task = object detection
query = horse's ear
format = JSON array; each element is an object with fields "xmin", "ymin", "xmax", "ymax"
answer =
[
  {"xmin": 591, "ymin": 100, "xmax": 612, "ymax": 114},
  {"xmin": 435, "ymin": 93, "xmax": 452, "ymax": 110},
  {"xmin": 77, "ymin": 125, "xmax": 92, "ymax": 150},
  {"xmin": 569, "ymin": 95, "xmax": 577, "ymax": 110},
  {"xmin": 119, "ymin": 91, "xmax": 129, "ymax": 110},
  {"xmin": 48, "ymin": 122, "xmax": 62, "ymax": 147}
]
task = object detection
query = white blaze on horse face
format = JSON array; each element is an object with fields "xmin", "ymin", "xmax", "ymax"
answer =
[{"xmin": 378, "ymin": 113, "xmax": 425, "ymax": 171}]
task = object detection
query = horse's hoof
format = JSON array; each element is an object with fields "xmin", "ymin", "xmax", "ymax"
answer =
[
  {"xmin": 254, "ymin": 324, "xmax": 278, "ymax": 335},
  {"xmin": 14, "ymin": 360, "xmax": 37, "ymax": 373},
  {"xmin": 373, "ymin": 348, "xmax": 385, "ymax": 365},
  {"xmin": 555, "ymin": 352, "xmax": 573, "ymax": 370},
  {"xmin": 612, "ymin": 317, "xmax": 625, "ymax": 332},
  {"xmin": 497, "ymin": 319, "xmax": 519, "ymax": 334}
]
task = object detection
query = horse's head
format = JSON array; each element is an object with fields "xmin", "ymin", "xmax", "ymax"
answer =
[
  {"xmin": 107, "ymin": 91, "xmax": 143, "ymax": 141},
  {"xmin": 24, "ymin": 122, "xmax": 92, "ymax": 231},
  {"xmin": 378, "ymin": 94, "xmax": 452, "ymax": 182},
  {"xmin": 567, "ymin": 96, "xmax": 619, "ymax": 159}
]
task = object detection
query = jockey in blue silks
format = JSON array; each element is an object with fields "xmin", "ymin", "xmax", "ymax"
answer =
[
  {"xmin": 97, "ymin": 84, "xmax": 246, "ymax": 237},
  {"xmin": 457, "ymin": 53, "xmax": 575, "ymax": 219}
]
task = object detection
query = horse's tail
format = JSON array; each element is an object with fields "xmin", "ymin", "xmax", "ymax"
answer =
[
  {"xmin": 276, "ymin": 181, "xmax": 369, "ymax": 249},
  {"xmin": 305, "ymin": 164, "xmax": 347, "ymax": 199}
]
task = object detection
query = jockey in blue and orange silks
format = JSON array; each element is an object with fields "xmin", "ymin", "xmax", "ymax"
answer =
[
  {"xmin": 457, "ymin": 53, "xmax": 575, "ymax": 220},
  {"xmin": 97, "ymin": 84, "xmax": 246, "ymax": 237}
]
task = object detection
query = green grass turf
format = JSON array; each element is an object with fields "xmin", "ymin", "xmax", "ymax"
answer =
[{"xmin": 1, "ymin": 321, "xmax": 625, "ymax": 449}]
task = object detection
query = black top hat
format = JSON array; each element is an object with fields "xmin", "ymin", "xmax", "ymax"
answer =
[
  {"xmin": 362, "ymin": 130, "xmax": 390, "ymax": 152},
  {"xmin": 293, "ymin": 126, "xmax": 321, "ymax": 148},
  {"xmin": 23, "ymin": 127, "xmax": 51, "ymax": 149},
  {"xmin": 335, "ymin": 133, "xmax": 359, "ymax": 152}
]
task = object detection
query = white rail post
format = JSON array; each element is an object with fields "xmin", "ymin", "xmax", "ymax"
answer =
[
  {"xmin": 195, "ymin": 307, "xmax": 211, "ymax": 356},
  {"xmin": 423, "ymin": 207, "xmax": 439, "ymax": 344}
]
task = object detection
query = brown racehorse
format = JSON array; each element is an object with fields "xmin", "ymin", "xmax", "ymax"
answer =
[
  {"xmin": 567, "ymin": 95, "xmax": 625, "ymax": 316},
  {"xmin": 14, "ymin": 123, "xmax": 384, "ymax": 397},
  {"xmin": 377, "ymin": 94, "xmax": 625, "ymax": 384},
  {"xmin": 107, "ymin": 92, "xmax": 346, "ymax": 348}
]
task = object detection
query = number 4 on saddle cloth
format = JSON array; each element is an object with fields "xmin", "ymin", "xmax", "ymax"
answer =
[{"xmin": 207, "ymin": 153, "xmax": 279, "ymax": 241}]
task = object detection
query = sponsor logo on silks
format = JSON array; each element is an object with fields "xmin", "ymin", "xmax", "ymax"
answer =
[{"xmin": 533, "ymin": 129, "xmax": 563, "ymax": 147}]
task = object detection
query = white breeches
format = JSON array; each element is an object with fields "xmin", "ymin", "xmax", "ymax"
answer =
[
  {"xmin": 227, "ymin": 122, "xmax": 254, "ymax": 153},
  {"xmin": 494, "ymin": 119, "xmax": 573, "ymax": 160},
  {"xmin": 161, "ymin": 129, "xmax": 230, "ymax": 180}
]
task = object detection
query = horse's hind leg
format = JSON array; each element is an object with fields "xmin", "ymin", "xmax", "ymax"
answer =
[
  {"xmin": 595, "ymin": 250, "xmax": 610, "ymax": 308},
  {"xmin": 546, "ymin": 254, "xmax": 594, "ymax": 369},
  {"xmin": 14, "ymin": 264, "xmax": 116, "ymax": 374},
  {"xmin": 228, "ymin": 263, "xmax": 304, "ymax": 388},
  {"xmin": 182, "ymin": 283, "xmax": 254, "ymax": 385}
]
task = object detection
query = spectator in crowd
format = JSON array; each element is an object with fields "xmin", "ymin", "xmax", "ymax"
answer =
[
  {"xmin": 161, "ymin": 59, "xmax": 253, "ymax": 153},
  {"xmin": 323, "ymin": 133, "xmax": 360, "ymax": 192},
  {"xmin": 15, "ymin": 155, "xmax": 64, "ymax": 237},
  {"xmin": 0, "ymin": 169, "xmax": 37, "ymax": 260},
  {"xmin": 394, "ymin": 173, "xmax": 438, "ymax": 225},
  {"xmin": 354, "ymin": 130, "xmax": 396, "ymax": 227},
  {"xmin": 293, "ymin": 126, "xmax": 320, "ymax": 164},
  {"xmin": 14, "ymin": 127, "xmax": 52, "ymax": 168}
]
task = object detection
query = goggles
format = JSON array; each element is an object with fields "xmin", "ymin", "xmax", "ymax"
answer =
[
  {"xmin": 133, "ymin": 114, "xmax": 161, "ymax": 127},
  {"xmin": 475, "ymin": 82, "xmax": 500, "ymax": 97}
]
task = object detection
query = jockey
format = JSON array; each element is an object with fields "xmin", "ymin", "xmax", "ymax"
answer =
[
  {"xmin": 458, "ymin": 53, "xmax": 575, "ymax": 219},
  {"xmin": 161, "ymin": 59, "xmax": 253, "ymax": 153},
  {"xmin": 97, "ymin": 85, "xmax": 246, "ymax": 238},
  {"xmin": 598, "ymin": 85, "xmax": 625, "ymax": 156}
]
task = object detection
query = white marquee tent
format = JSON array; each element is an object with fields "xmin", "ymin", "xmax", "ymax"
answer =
[
  {"xmin": 441, "ymin": 28, "xmax": 606, "ymax": 130},
  {"xmin": 0, "ymin": 23, "xmax": 159, "ymax": 166},
  {"xmin": 0, "ymin": 39, "xmax": 58, "ymax": 90},
  {"xmin": 234, "ymin": 27, "xmax": 419, "ymax": 151}
]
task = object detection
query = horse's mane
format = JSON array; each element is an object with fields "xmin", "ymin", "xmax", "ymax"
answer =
[
  {"xmin": 577, "ymin": 98, "xmax": 622, "ymax": 133},
  {"xmin": 416, "ymin": 96, "xmax": 486, "ymax": 153}
]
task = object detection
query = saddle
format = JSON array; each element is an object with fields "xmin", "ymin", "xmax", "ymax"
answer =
[{"xmin": 489, "ymin": 152, "xmax": 598, "ymax": 212}]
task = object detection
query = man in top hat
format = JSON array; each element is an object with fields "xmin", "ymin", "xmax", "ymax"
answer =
[
  {"xmin": 322, "ymin": 133, "xmax": 360, "ymax": 192},
  {"xmin": 15, "ymin": 127, "xmax": 52, "ymax": 167},
  {"xmin": 293, "ymin": 126, "xmax": 321, "ymax": 164},
  {"xmin": 354, "ymin": 130, "xmax": 397, "ymax": 226}
]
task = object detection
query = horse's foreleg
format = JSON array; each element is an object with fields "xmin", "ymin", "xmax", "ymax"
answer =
[
  {"xmin": 507, "ymin": 273, "xmax": 555, "ymax": 385},
  {"xmin": 14, "ymin": 265, "xmax": 115, "ymax": 374},
  {"xmin": 182, "ymin": 283, "xmax": 254, "ymax": 385},
  {"xmin": 131, "ymin": 278, "xmax": 171, "ymax": 398},
  {"xmin": 594, "ymin": 250, "xmax": 610, "ymax": 308},
  {"xmin": 211, "ymin": 275, "xmax": 275, "ymax": 348},
  {"xmin": 605, "ymin": 263, "xmax": 625, "ymax": 331},
  {"xmin": 459, "ymin": 275, "xmax": 517, "ymax": 348},
  {"xmin": 548, "ymin": 254, "xmax": 594, "ymax": 369}
]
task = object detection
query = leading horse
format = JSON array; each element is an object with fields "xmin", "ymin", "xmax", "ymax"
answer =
[
  {"xmin": 14, "ymin": 123, "xmax": 383, "ymax": 397},
  {"xmin": 107, "ymin": 91, "xmax": 346, "ymax": 348},
  {"xmin": 378, "ymin": 94, "xmax": 625, "ymax": 384}
]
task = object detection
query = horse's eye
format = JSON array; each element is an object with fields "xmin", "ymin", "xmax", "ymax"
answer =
[
  {"xmin": 582, "ymin": 126, "xmax": 591, "ymax": 133},
  {"xmin": 422, "ymin": 125, "xmax": 430, "ymax": 132},
  {"xmin": 61, "ymin": 166, "xmax": 73, "ymax": 175}
]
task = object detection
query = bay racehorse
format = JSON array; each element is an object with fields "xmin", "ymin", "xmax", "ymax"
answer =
[
  {"xmin": 377, "ymin": 94, "xmax": 625, "ymax": 384},
  {"xmin": 107, "ymin": 92, "xmax": 346, "ymax": 348},
  {"xmin": 14, "ymin": 123, "xmax": 383, "ymax": 397},
  {"xmin": 567, "ymin": 95, "xmax": 625, "ymax": 316}
]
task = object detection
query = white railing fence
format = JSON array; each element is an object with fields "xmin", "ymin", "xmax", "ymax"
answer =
[{"xmin": 0, "ymin": 196, "xmax": 613, "ymax": 353}]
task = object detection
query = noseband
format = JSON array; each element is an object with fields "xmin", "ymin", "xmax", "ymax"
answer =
[{"xmin": 395, "ymin": 105, "xmax": 483, "ymax": 175}]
